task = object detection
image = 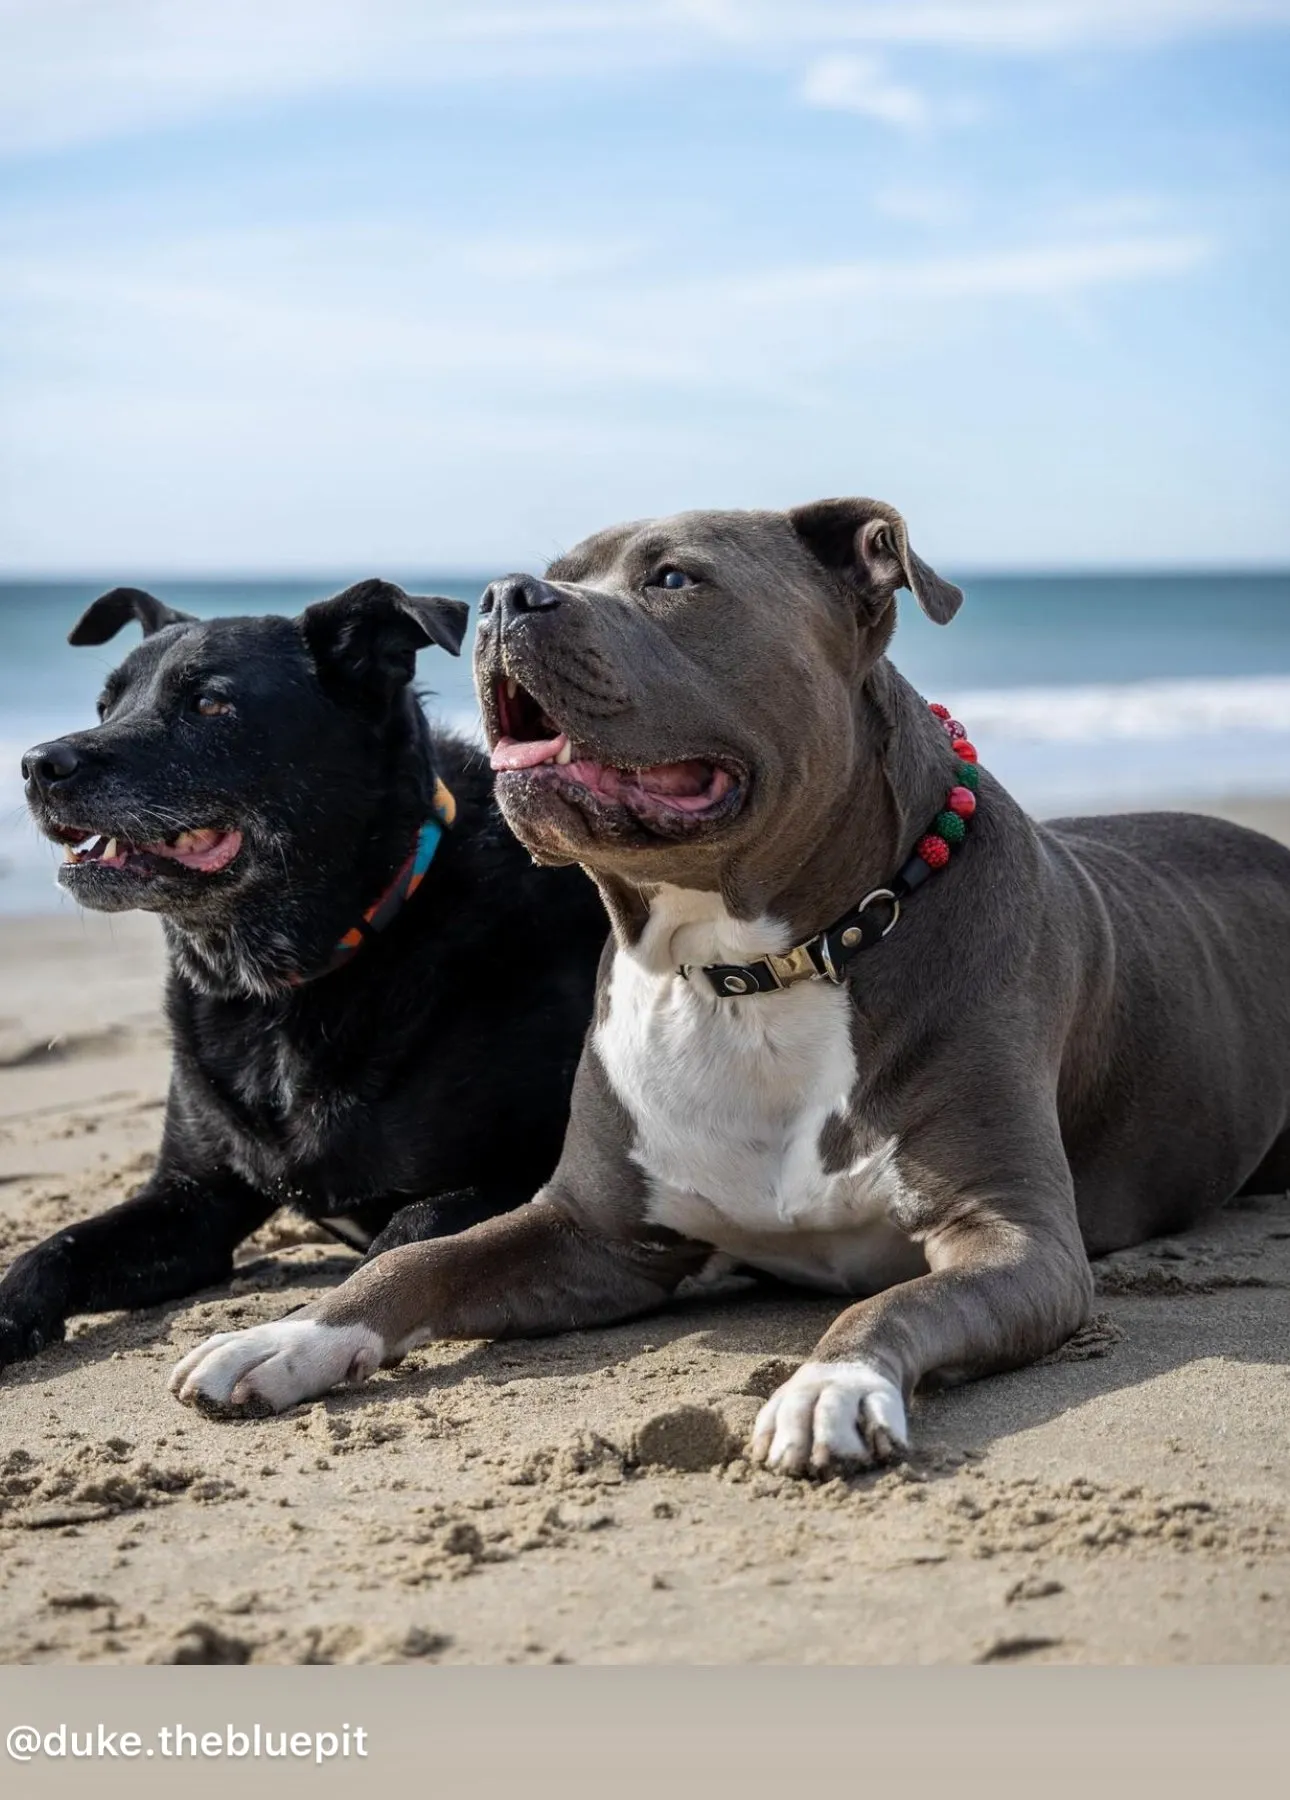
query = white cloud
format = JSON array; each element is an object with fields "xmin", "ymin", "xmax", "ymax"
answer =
[
  {"xmin": 799, "ymin": 54, "xmax": 929, "ymax": 128},
  {"xmin": 0, "ymin": 223, "xmax": 1218, "ymax": 538},
  {"xmin": 0, "ymin": 2, "xmax": 679, "ymax": 156},
  {"xmin": 873, "ymin": 183, "xmax": 975, "ymax": 227},
  {"xmin": 0, "ymin": 207, "xmax": 1254, "ymax": 571},
  {"xmin": 763, "ymin": 1, "xmax": 1290, "ymax": 54},
  {"xmin": 1, "ymin": 0, "xmax": 1289, "ymax": 155},
  {"xmin": 725, "ymin": 234, "xmax": 1214, "ymax": 308},
  {"xmin": 0, "ymin": 222, "xmax": 1215, "ymax": 405},
  {"xmin": 1052, "ymin": 194, "xmax": 1172, "ymax": 233}
]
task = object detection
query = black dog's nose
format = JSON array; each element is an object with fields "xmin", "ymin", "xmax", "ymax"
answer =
[
  {"xmin": 21, "ymin": 740, "xmax": 81, "ymax": 788},
  {"xmin": 479, "ymin": 574, "xmax": 562, "ymax": 623}
]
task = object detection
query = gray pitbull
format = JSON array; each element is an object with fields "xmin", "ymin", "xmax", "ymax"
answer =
[{"xmin": 172, "ymin": 499, "xmax": 1290, "ymax": 1475}]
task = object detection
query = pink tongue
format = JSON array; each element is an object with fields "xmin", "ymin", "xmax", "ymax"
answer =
[
  {"xmin": 491, "ymin": 734, "xmax": 568, "ymax": 772},
  {"xmin": 564, "ymin": 759, "xmax": 732, "ymax": 814},
  {"xmin": 635, "ymin": 760, "xmax": 712, "ymax": 798},
  {"xmin": 489, "ymin": 740, "xmax": 733, "ymax": 814},
  {"xmin": 175, "ymin": 829, "xmax": 241, "ymax": 872},
  {"xmin": 139, "ymin": 828, "xmax": 243, "ymax": 872}
]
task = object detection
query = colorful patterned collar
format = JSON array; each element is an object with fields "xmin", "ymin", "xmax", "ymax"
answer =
[{"xmin": 289, "ymin": 776, "xmax": 456, "ymax": 988}]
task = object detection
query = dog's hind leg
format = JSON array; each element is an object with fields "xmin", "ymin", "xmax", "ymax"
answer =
[
  {"xmin": 360, "ymin": 1185, "xmax": 531, "ymax": 1258},
  {"xmin": 0, "ymin": 1167, "xmax": 273, "ymax": 1370},
  {"xmin": 171, "ymin": 1197, "xmax": 705, "ymax": 1414},
  {"xmin": 1238, "ymin": 1125, "xmax": 1290, "ymax": 1198}
]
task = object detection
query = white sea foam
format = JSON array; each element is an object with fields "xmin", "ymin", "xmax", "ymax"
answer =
[
  {"xmin": 952, "ymin": 676, "xmax": 1290, "ymax": 742},
  {"xmin": 5, "ymin": 677, "xmax": 1290, "ymax": 911}
]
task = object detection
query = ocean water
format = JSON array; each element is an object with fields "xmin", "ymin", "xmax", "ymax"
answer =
[{"xmin": 3, "ymin": 571, "xmax": 1289, "ymax": 914}]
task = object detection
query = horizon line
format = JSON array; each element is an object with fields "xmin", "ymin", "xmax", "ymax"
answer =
[{"xmin": 2, "ymin": 562, "xmax": 1289, "ymax": 587}]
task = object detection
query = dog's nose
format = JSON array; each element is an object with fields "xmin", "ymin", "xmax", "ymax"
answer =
[
  {"xmin": 21, "ymin": 740, "xmax": 81, "ymax": 788},
  {"xmin": 479, "ymin": 574, "xmax": 562, "ymax": 624}
]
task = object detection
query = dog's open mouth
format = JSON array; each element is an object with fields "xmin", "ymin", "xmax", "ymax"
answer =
[
  {"xmin": 47, "ymin": 824, "xmax": 244, "ymax": 876},
  {"xmin": 489, "ymin": 678, "xmax": 738, "ymax": 830}
]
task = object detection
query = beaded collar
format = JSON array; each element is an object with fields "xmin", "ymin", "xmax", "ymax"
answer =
[
  {"xmin": 682, "ymin": 704, "xmax": 979, "ymax": 998},
  {"xmin": 287, "ymin": 775, "xmax": 456, "ymax": 988}
]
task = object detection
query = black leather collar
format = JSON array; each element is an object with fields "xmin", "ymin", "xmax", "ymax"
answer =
[
  {"xmin": 683, "ymin": 849, "xmax": 938, "ymax": 999},
  {"xmin": 681, "ymin": 701, "xmax": 980, "ymax": 999}
]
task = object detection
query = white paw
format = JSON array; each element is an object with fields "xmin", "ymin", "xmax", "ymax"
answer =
[
  {"xmin": 169, "ymin": 1316, "xmax": 384, "ymax": 1415},
  {"xmin": 750, "ymin": 1360, "xmax": 908, "ymax": 1477}
]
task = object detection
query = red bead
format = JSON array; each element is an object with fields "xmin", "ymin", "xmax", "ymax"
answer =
[
  {"xmin": 928, "ymin": 702, "xmax": 950, "ymax": 719},
  {"xmin": 916, "ymin": 834, "xmax": 951, "ymax": 869},
  {"xmin": 945, "ymin": 718, "xmax": 966, "ymax": 740},
  {"xmin": 951, "ymin": 738, "xmax": 978, "ymax": 763},
  {"xmin": 947, "ymin": 785, "xmax": 977, "ymax": 818}
]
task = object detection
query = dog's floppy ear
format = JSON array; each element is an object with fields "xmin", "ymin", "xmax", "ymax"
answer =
[
  {"xmin": 301, "ymin": 579, "xmax": 470, "ymax": 701},
  {"xmin": 68, "ymin": 587, "xmax": 197, "ymax": 646},
  {"xmin": 788, "ymin": 497, "xmax": 963, "ymax": 625}
]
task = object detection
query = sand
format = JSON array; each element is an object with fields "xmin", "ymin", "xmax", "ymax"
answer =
[{"xmin": 2, "ymin": 800, "xmax": 1289, "ymax": 1665}]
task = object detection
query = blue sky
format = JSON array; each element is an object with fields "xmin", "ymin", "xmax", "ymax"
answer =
[{"xmin": 1, "ymin": 1, "xmax": 1288, "ymax": 573}]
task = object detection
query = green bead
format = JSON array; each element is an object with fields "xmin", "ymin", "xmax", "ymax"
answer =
[
  {"xmin": 956, "ymin": 761, "xmax": 979, "ymax": 790},
  {"xmin": 935, "ymin": 810, "xmax": 966, "ymax": 845}
]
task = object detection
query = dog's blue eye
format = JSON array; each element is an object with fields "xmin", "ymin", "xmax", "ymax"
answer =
[
  {"xmin": 653, "ymin": 568, "xmax": 695, "ymax": 590},
  {"xmin": 194, "ymin": 694, "xmax": 233, "ymax": 718}
]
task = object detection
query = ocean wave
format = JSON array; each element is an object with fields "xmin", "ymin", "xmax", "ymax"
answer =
[
  {"xmin": 954, "ymin": 676, "xmax": 1290, "ymax": 742},
  {"xmin": 6, "ymin": 677, "xmax": 1290, "ymax": 910},
  {"xmin": 7, "ymin": 677, "xmax": 1286, "ymax": 773}
]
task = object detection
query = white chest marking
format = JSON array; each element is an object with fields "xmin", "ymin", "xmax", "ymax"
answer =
[{"xmin": 595, "ymin": 887, "xmax": 923, "ymax": 1295}]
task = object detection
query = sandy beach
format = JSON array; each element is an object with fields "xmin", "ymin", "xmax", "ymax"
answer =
[{"xmin": 1, "ymin": 799, "xmax": 1288, "ymax": 1666}]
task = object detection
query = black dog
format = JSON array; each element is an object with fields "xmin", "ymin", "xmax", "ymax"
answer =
[{"xmin": 1, "ymin": 580, "xmax": 605, "ymax": 1369}]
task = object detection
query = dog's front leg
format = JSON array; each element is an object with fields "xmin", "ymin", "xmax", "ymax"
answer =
[
  {"xmin": 171, "ymin": 1197, "xmax": 703, "ymax": 1414},
  {"xmin": 753, "ymin": 1182, "xmax": 1093, "ymax": 1478},
  {"xmin": 0, "ymin": 1163, "xmax": 273, "ymax": 1369}
]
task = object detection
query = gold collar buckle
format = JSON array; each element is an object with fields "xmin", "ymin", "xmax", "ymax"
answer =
[{"xmin": 763, "ymin": 941, "xmax": 823, "ymax": 989}]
